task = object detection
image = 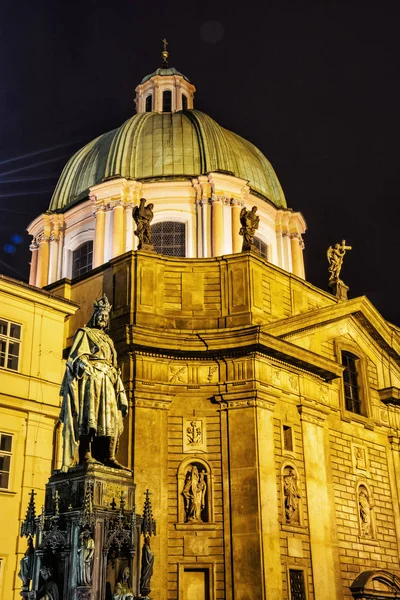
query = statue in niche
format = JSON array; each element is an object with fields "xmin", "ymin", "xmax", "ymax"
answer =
[
  {"xmin": 327, "ymin": 240, "xmax": 352, "ymax": 284},
  {"xmin": 186, "ymin": 420, "xmax": 202, "ymax": 445},
  {"xmin": 113, "ymin": 567, "xmax": 134, "ymax": 600},
  {"xmin": 359, "ymin": 487, "xmax": 373, "ymax": 537},
  {"xmin": 77, "ymin": 529, "xmax": 95, "ymax": 586},
  {"xmin": 18, "ymin": 535, "xmax": 34, "ymax": 590},
  {"xmin": 239, "ymin": 205, "xmax": 260, "ymax": 251},
  {"xmin": 59, "ymin": 294, "xmax": 130, "ymax": 471},
  {"xmin": 140, "ymin": 535, "xmax": 155, "ymax": 597},
  {"xmin": 133, "ymin": 198, "xmax": 154, "ymax": 250},
  {"xmin": 28, "ymin": 566, "xmax": 59, "ymax": 600},
  {"xmin": 182, "ymin": 464, "xmax": 207, "ymax": 522},
  {"xmin": 283, "ymin": 467, "xmax": 301, "ymax": 525}
]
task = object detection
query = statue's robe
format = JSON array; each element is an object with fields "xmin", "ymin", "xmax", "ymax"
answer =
[
  {"xmin": 37, "ymin": 579, "xmax": 59, "ymax": 600},
  {"xmin": 59, "ymin": 326, "xmax": 128, "ymax": 470}
]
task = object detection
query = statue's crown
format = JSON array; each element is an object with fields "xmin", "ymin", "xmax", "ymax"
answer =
[{"xmin": 93, "ymin": 294, "xmax": 112, "ymax": 313}]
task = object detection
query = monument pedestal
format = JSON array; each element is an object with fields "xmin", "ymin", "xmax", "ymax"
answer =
[
  {"xmin": 329, "ymin": 279, "xmax": 349, "ymax": 301},
  {"xmin": 21, "ymin": 464, "xmax": 143, "ymax": 600}
]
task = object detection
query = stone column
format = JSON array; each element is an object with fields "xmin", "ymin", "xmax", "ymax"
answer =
[
  {"xmin": 112, "ymin": 202, "xmax": 124, "ymax": 258},
  {"xmin": 48, "ymin": 233, "xmax": 60, "ymax": 284},
  {"xmin": 298, "ymin": 403, "xmax": 341, "ymax": 599},
  {"xmin": 29, "ymin": 240, "xmax": 39, "ymax": 286},
  {"xmin": 211, "ymin": 197, "xmax": 224, "ymax": 257},
  {"xmin": 93, "ymin": 206, "xmax": 106, "ymax": 268},
  {"xmin": 219, "ymin": 390, "xmax": 282, "ymax": 599},
  {"xmin": 231, "ymin": 201, "xmax": 242, "ymax": 253},
  {"xmin": 36, "ymin": 234, "xmax": 50, "ymax": 288},
  {"xmin": 290, "ymin": 233, "xmax": 305, "ymax": 279},
  {"xmin": 124, "ymin": 203, "xmax": 134, "ymax": 253}
]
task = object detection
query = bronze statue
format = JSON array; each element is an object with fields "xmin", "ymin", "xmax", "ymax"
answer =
[
  {"xmin": 327, "ymin": 239, "xmax": 352, "ymax": 284},
  {"xmin": 77, "ymin": 529, "xmax": 95, "ymax": 585},
  {"xmin": 18, "ymin": 536, "xmax": 34, "ymax": 590},
  {"xmin": 133, "ymin": 198, "xmax": 154, "ymax": 250},
  {"xmin": 239, "ymin": 205, "xmax": 260, "ymax": 251},
  {"xmin": 28, "ymin": 566, "xmax": 59, "ymax": 600},
  {"xmin": 113, "ymin": 567, "xmax": 134, "ymax": 600},
  {"xmin": 140, "ymin": 535, "xmax": 155, "ymax": 597},
  {"xmin": 59, "ymin": 294, "xmax": 130, "ymax": 471}
]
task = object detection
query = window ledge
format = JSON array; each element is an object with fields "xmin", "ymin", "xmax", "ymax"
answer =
[
  {"xmin": 0, "ymin": 489, "xmax": 17, "ymax": 496},
  {"xmin": 174, "ymin": 522, "xmax": 219, "ymax": 531},
  {"xmin": 281, "ymin": 523, "xmax": 308, "ymax": 533},
  {"xmin": 343, "ymin": 410, "xmax": 374, "ymax": 431}
]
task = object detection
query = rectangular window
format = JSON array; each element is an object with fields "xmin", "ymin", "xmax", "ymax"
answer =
[
  {"xmin": 283, "ymin": 425, "xmax": 293, "ymax": 452},
  {"xmin": 0, "ymin": 318, "xmax": 21, "ymax": 371},
  {"xmin": 0, "ymin": 433, "xmax": 13, "ymax": 489},
  {"xmin": 342, "ymin": 351, "xmax": 361, "ymax": 414},
  {"xmin": 289, "ymin": 569, "xmax": 307, "ymax": 600}
]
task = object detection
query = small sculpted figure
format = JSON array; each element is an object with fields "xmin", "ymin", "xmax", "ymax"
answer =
[
  {"xmin": 327, "ymin": 239, "xmax": 352, "ymax": 284},
  {"xmin": 59, "ymin": 294, "xmax": 130, "ymax": 471},
  {"xmin": 18, "ymin": 536, "xmax": 34, "ymax": 590},
  {"xmin": 77, "ymin": 529, "xmax": 95, "ymax": 586},
  {"xmin": 133, "ymin": 198, "xmax": 154, "ymax": 250},
  {"xmin": 182, "ymin": 465, "xmax": 207, "ymax": 522},
  {"xmin": 140, "ymin": 535, "xmax": 155, "ymax": 597},
  {"xmin": 186, "ymin": 420, "xmax": 202, "ymax": 445},
  {"xmin": 359, "ymin": 488, "xmax": 373, "ymax": 537},
  {"xmin": 28, "ymin": 566, "xmax": 59, "ymax": 600},
  {"xmin": 113, "ymin": 567, "xmax": 134, "ymax": 600},
  {"xmin": 283, "ymin": 468, "xmax": 301, "ymax": 525},
  {"xmin": 239, "ymin": 205, "xmax": 260, "ymax": 251}
]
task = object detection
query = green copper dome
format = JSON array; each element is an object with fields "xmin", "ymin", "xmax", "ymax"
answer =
[
  {"xmin": 141, "ymin": 67, "xmax": 190, "ymax": 83},
  {"xmin": 49, "ymin": 110, "xmax": 287, "ymax": 212}
]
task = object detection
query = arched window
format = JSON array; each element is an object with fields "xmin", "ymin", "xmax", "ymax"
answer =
[
  {"xmin": 342, "ymin": 351, "xmax": 361, "ymax": 414},
  {"xmin": 162, "ymin": 90, "xmax": 172, "ymax": 112},
  {"xmin": 72, "ymin": 241, "xmax": 93, "ymax": 278},
  {"xmin": 151, "ymin": 221, "xmax": 186, "ymax": 257},
  {"xmin": 182, "ymin": 94, "xmax": 188, "ymax": 110},
  {"xmin": 145, "ymin": 94, "xmax": 153, "ymax": 112},
  {"xmin": 253, "ymin": 237, "xmax": 268, "ymax": 260}
]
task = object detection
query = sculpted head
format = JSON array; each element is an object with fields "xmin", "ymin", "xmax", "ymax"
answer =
[
  {"xmin": 90, "ymin": 294, "xmax": 112, "ymax": 330},
  {"xmin": 40, "ymin": 566, "xmax": 53, "ymax": 581}
]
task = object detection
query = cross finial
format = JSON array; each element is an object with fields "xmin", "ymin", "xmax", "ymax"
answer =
[{"xmin": 161, "ymin": 38, "xmax": 169, "ymax": 67}]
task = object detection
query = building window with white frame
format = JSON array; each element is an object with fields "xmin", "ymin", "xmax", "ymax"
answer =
[
  {"xmin": 151, "ymin": 221, "xmax": 186, "ymax": 257},
  {"xmin": 0, "ymin": 433, "xmax": 13, "ymax": 489},
  {"xmin": 0, "ymin": 319, "xmax": 21, "ymax": 371},
  {"xmin": 162, "ymin": 90, "xmax": 172, "ymax": 112},
  {"xmin": 145, "ymin": 94, "xmax": 153, "ymax": 112},
  {"xmin": 72, "ymin": 240, "xmax": 93, "ymax": 279}
]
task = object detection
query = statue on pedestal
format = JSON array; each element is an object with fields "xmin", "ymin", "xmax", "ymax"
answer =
[
  {"xmin": 59, "ymin": 294, "xmax": 130, "ymax": 471},
  {"xmin": 283, "ymin": 467, "xmax": 301, "ymax": 525},
  {"xmin": 182, "ymin": 464, "xmax": 207, "ymax": 523},
  {"xmin": 133, "ymin": 198, "xmax": 154, "ymax": 250},
  {"xmin": 28, "ymin": 566, "xmax": 59, "ymax": 600},
  {"xmin": 239, "ymin": 206, "xmax": 260, "ymax": 251},
  {"xmin": 140, "ymin": 489, "xmax": 156, "ymax": 598},
  {"xmin": 18, "ymin": 536, "xmax": 35, "ymax": 590}
]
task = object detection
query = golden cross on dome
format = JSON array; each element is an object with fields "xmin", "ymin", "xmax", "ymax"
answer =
[{"xmin": 161, "ymin": 38, "xmax": 169, "ymax": 66}]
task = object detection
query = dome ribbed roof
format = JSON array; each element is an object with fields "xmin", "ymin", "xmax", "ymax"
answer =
[
  {"xmin": 141, "ymin": 67, "xmax": 190, "ymax": 83},
  {"xmin": 49, "ymin": 110, "xmax": 287, "ymax": 212}
]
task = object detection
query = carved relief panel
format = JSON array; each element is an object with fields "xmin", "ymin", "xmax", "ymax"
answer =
[{"xmin": 183, "ymin": 419, "xmax": 207, "ymax": 453}]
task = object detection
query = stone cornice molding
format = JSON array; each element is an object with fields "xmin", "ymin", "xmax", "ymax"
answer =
[
  {"xmin": 214, "ymin": 388, "xmax": 279, "ymax": 411},
  {"xmin": 389, "ymin": 435, "xmax": 400, "ymax": 452},
  {"xmin": 132, "ymin": 390, "xmax": 174, "ymax": 411},
  {"xmin": 297, "ymin": 401, "xmax": 330, "ymax": 427}
]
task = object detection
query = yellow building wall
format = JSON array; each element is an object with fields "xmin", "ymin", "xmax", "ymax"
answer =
[{"xmin": 0, "ymin": 278, "xmax": 78, "ymax": 600}]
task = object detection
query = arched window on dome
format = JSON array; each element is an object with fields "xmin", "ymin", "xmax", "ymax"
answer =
[
  {"xmin": 253, "ymin": 237, "xmax": 268, "ymax": 260},
  {"xmin": 145, "ymin": 94, "xmax": 153, "ymax": 112},
  {"xmin": 151, "ymin": 221, "xmax": 186, "ymax": 257},
  {"xmin": 181, "ymin": 94, "xmax": 188, "ymax": 111},
  {"xmin": 72, "ymin": 240, "xmax": 93, "ymax": 279},
  {"xmin": 162, "ymin": 90, "xmax": 172, "ymax": 112}
]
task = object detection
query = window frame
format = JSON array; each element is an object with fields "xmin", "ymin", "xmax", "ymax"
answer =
[
  {"xmin": 151, "ymin": 220, "xmax": 187, "ymax": 257},
  {"xmin": 178, "ymin": 562, "xmax": 215, "ymax": 600},
  {"xmin": 0, "ymin": 432, "xmax": 13, "ymax": 491},
  {"xmin": 253, "ymin": 236, "xmax": 269, "ymax": 260},
  {"xmin": 334, "ymin": 340, "xmax": 373, "ymax": 428},
  {"xmin": 287, "ymin": 566, "xmax": 309, "ymax": 600},
  {"xmin": 71, "ymin": 240, "xmax": 94, "ymax": 279},
  {"xmin": 0, "ymin": 318, "xmax": 22, "ymax": 372},
  {"xmin": 145, "ymin": 93, "xmax": 153, "ymax": 112},
  {"xmin": 162, "ymin": 89, "xmax": 172, "ymax": 112}
]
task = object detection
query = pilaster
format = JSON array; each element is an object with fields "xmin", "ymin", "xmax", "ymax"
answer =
[
  {"xmin": 298, "ymin": 402, "xmax": 341, "ymax": 600},
  {"xmin": 36, "ymin": 233, "xmax": 50, "ymax": 288},
  {"xmin": 93, "ymin": 204, "xmax": 106, "ymax": 268},
  {"xmin": 211, "ymin": 197, "xmax": 224, "ymax": 257},
  {"xmin": 29, "ymin": 241, "xmax": 39, "ymax": 286},
  {"xmin": 231, "ymin": 200, "xmax": 242, "ymax": 254},
  {"xmin": 111, "ymin": 202, "xmax": 125, "ymax": 258}
]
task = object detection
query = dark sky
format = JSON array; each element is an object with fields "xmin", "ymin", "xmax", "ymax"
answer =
[{"xmin": 1, "ymin": 1, "xmax": 399, "ymax": 323}]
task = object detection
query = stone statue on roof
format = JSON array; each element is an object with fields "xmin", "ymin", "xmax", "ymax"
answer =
[
  {"xmin": 239, "ymin": 206, "xmax": 260, "ymax": 251},
  {"xmin": 133, "ymin": 198, "xmax": 154, "ymax": 250}
]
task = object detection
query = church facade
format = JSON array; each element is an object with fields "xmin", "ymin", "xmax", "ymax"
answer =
[{"xmin": 13, "ymin": 52, "xmax": 400, "ymax": 599}]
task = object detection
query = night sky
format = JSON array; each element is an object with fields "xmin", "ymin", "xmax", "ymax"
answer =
[{"xmin": 1, "ymin": 1, "xmax": 399, "ymax": 323}]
